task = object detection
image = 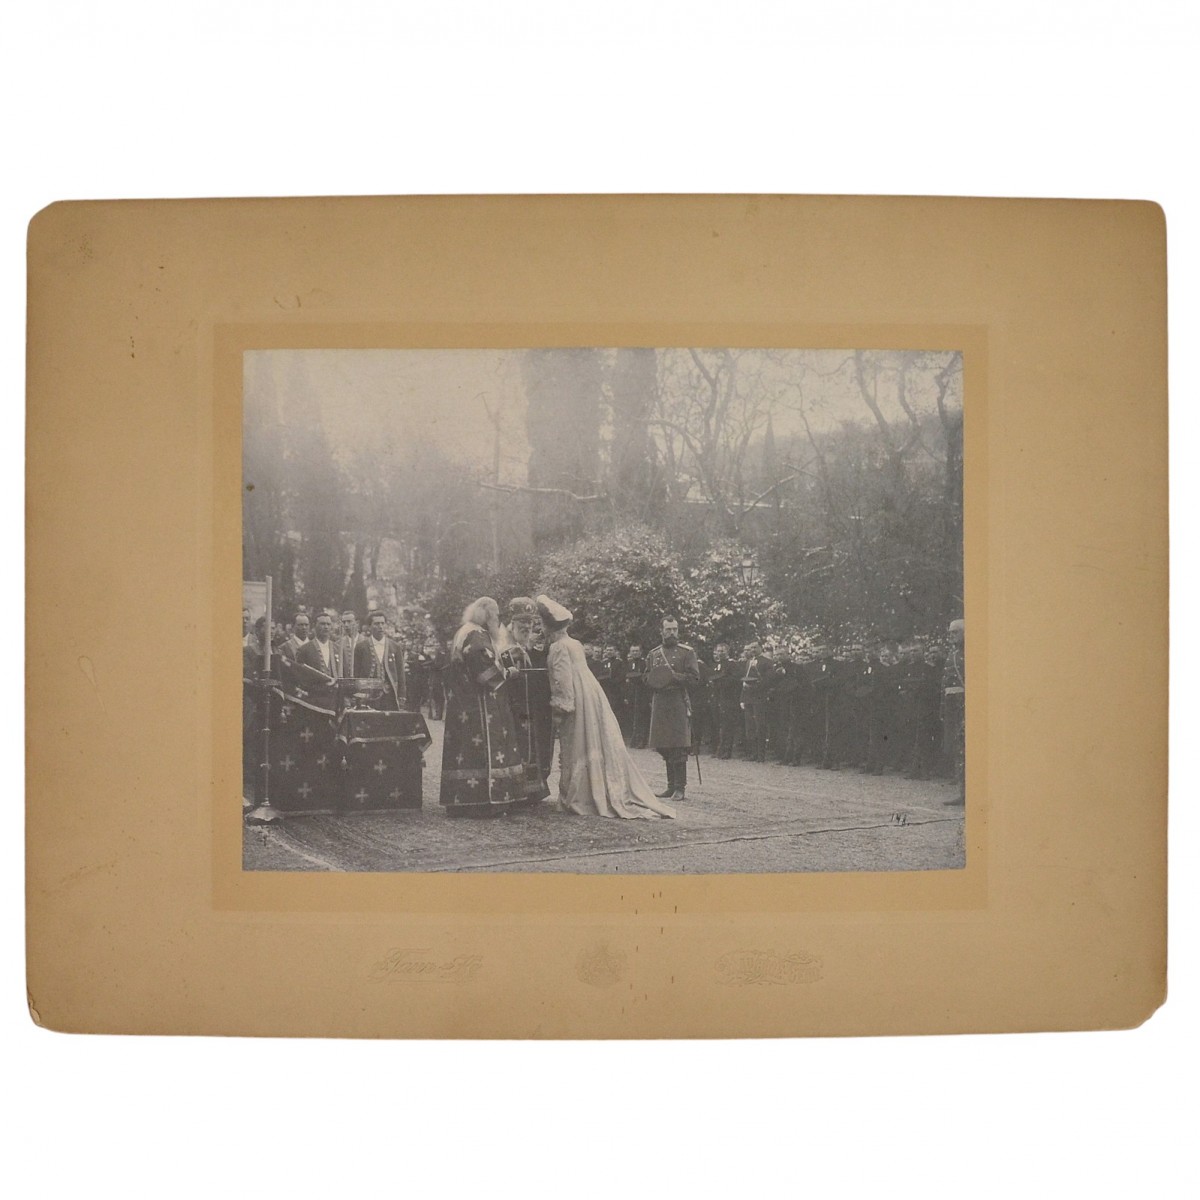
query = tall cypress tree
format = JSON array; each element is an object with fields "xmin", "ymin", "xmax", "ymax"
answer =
[
  {"xmin": 522, "ymin": 348, "xmax": 603, "ymax": 547},
  {"xmin": 609, "ymin": 348, "xmax": 664, "ymax": 522}
]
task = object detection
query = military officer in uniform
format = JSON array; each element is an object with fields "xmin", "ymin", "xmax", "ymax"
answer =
[
  {"xmin": 778, "ymin": 641, "xmax": 810, "ymax": 765},
  {"xmin": 839, "ymin": 643, "xmax": 871, "ymax": 769},
  {"xmin": 908, "ymin": 640, "xmax": 945, "ymax": 780},
  {"xmin": 708, "ymin": 641, "xmax": 742, "ymax": 759},
  {"xmin": 858, "ymin": 640, "xmax": 892, "ymax": 774},
  {"xmin": 739, "ymin": 639, "xmax": 778, "ymax": 762},
  {"xmin": 809, "ymin": 646, "xmax": 836, "ymax": 768},
  {"xmin": 767, "ymin": 640, "xmax": 797, "ymax": 763},
  {"xmin": 646, "ymin": 617, "xmax": 700, "ymax": 801},
  {"xmin": 689, "ymin": 652, "xmax": 712, "ymax": 753},
  {"xmin": 893, "ymin": 640, "xmax": 923, "ymax": 774}
]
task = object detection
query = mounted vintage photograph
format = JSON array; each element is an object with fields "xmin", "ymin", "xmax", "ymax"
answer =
[{"xmin": 241, "ymin": 346, "xmax": 965, "ymax": 873}]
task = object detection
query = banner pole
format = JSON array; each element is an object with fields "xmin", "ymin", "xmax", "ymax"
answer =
[{"xmin": 247, "ymin": 574, "xmax": 283, "ymax": 824}]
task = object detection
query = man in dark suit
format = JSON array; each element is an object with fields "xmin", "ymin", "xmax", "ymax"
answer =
[
  {"xmin": 338, "ymin": 610, "xmax": 361, "ymax": 672},
  {"xmin": 294, "ymin": 611, "xmax": 344, "ymax": 699},
  {"xmin": 242, "ymin": 616, "xmax": 269, "ymax": 799},
  {"xmin": 353, "ymin": 610, "xmax": 406, "ymax": 710},
  {"xmin": 278, "ymin": 612, "xmax": 310, "ymax": 661},
  {"xmin": 598, "ymin": 644, "xmax": 627, "ymax": 729},
  {"xmin": 623, "ymin": 642, "xmax": 651, "ymax": 747},
  {"xmin": 243, "ymin": 616, "xmax": 268, "ymax": 678},
  {"xmin": 275, "ymin": 611, "xmax": 311, "ymax": 691},
  {"xmin": 425, "ymin": 637, "xmax": 448, "ymax": 720},
  {"xmin": 407, "ymin": 636, "xmax": 432, "ymax": 715}
]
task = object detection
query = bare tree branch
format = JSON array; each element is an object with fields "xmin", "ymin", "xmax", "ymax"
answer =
[
  {"xmin": 854, "ymin": 350, "xmax": 902, "ymax": 461},
  {"xmin": 477, "ymin": 481, "xmax": 606, "ymax": 503},
  {"xmin": 744, "ymin": 472, "xmax": 801, "ymax": 509},
  {"xmin": 687, "ymin": 347, "xmax": 718, "ymax": 391},
  {"xmin": 934, "ymin": 351, "xmax": 962, "ymax": 430}
]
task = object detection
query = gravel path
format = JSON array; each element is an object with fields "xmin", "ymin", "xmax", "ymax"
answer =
[{"xmin": 244, "ymin": 717, "xmax": 965, "ymax": 874}]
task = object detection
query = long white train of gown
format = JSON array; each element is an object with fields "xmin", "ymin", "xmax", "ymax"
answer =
[{"xmin": 552, "ymin": 638, "xmax": 676, "ymax": 820}]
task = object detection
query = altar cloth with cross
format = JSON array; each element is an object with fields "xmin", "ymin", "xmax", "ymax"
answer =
[{"xmin": 265, "ymin": 687, "xmax": 431, "ymax": 813}]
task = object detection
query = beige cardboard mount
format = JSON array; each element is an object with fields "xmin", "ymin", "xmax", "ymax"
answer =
[{"xmin": 26, "ymin": 196, "xmax": 1167, "ymax": 1037}]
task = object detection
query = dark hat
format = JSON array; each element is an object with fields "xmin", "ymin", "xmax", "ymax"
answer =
[{"xmin": 508, "ymin": 596, "xmax": 538, "ymax": 619}]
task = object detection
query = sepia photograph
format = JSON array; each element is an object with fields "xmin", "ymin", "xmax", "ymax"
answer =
[{"xmin": 242, "ymin": 346, "xmax": 965, "ymax": 873}]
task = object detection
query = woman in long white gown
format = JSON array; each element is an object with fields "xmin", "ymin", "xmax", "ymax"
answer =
[{"xmin": 538, "ymin": 595, "xmax": 675, "ymax": 820}]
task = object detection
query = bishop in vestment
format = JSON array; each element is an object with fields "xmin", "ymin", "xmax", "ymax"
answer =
[
  {"xmin": 439, "ymin": 597, "xmax": 531, "ymax": 818},
  {"xmin": 500, "ymin": 596, "xmax": 554, "ymax": 804}
]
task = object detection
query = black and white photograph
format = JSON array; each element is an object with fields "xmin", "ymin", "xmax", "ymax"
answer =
[
  {"xmin": 13, "ymin": 0, "xmax": 1193, "ymax": 1190},
  {"xmin": 242, "ymin": 346, "xmax": 965, "ymax": 872}
]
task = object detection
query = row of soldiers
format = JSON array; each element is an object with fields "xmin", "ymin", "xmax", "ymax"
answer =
[
  {"xmin": 244, "ymin": 606, "xmax": 966, "ymax": 789},
  {"xmin": 584, "ymin": 623, "xmax": 966, "ymax": 787}
]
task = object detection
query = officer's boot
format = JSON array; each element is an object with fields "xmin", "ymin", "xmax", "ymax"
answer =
[
  {"xmin": 656, "ymin": 758, "xmax": 675, "ymax": 798},
  {"xmin": 670, "ymin": 758, "xmax": 687, "ymax": 801}
]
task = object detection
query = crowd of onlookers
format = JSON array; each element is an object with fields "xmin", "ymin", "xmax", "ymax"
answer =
[
  {"xmin": 244, "ymin": 606, "xmax": 965, "ymax": 792},
  {"xmin": 582, "ymin": 627, "xmax": 965, "ymax": 789}
]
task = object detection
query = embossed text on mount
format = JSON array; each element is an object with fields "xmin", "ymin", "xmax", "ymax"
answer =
[
  {"xmin": 369, "ymin": 948, "xmax": 482, "ymax": 982},
  {"xmin": 715, "ymin": 950, "xmax": 823, "ymax": 986}
]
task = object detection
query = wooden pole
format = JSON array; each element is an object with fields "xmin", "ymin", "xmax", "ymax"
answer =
[{"xmin": 246, "ymin": 574, "xmax": 283, "ymax": 824}]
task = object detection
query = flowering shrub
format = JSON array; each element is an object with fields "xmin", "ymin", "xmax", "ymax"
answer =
[
  {"xmin": 536, "ymin": 526, "xmax": 689, "ymax": 650},
  {"xmin": 536, "ymin": 528, "xmax": 779, "ymax": 655},
  {"xmin": 677, "ymin": 540, "xmax": 776, "ymax": 653}
]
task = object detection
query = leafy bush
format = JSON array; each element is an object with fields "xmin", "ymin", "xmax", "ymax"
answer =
[
  {"xmin": 537, "ymin": 526, "xmax": 689, "ymax": 651},
  {"xmin": 536, "ymin": 528, "xmax": 780, "ymax": 656},
  {"xmin": 678, "ymin": 540, "xmax": 777, "ymax": 653}
]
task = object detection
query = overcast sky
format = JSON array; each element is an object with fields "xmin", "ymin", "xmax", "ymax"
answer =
[{"xmin": 245, "ymin": 348, "xmax": 963, "ymax": 485}]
